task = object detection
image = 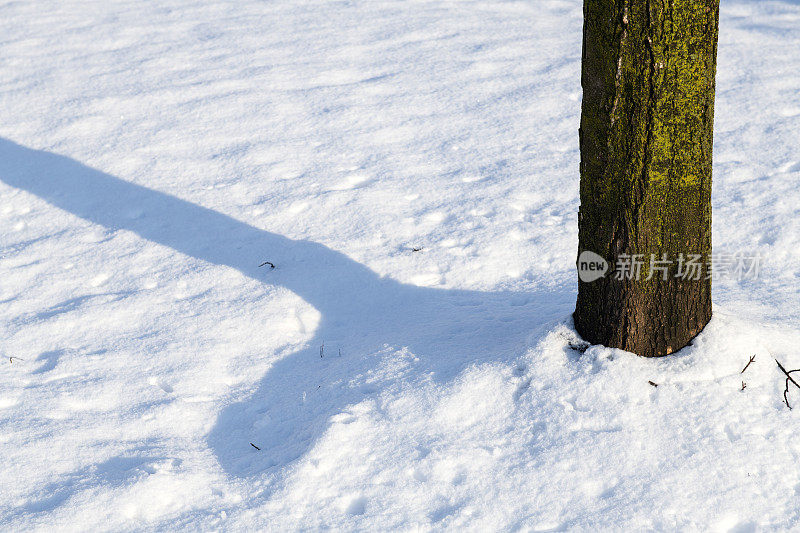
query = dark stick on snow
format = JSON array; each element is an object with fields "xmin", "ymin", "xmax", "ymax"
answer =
[
  {"xmin": 741, "ymin": 381, "xmax": 747, "ymax": 391},
  {"xmin": 250, "ymin": 442, "xmax": 261, "ymax": 450},
  {"xmin": 648, "ymin": 381, "xmax": 658, "ymax": 388},
  {"xmin": 568, "ymin": 341, "xmax": 589, "ymax": 353},
  {"xmin": 741, "ymin": 355, "xmax": 756, "ymax": 374},
  {"xmin": 784, "ymin": 378, "xmax": 793, "ymax": 409},
  {"xmin": 775, "ymin": 359, "xmax": 800, "ymax": 409},
  {"xmin": 258, "ymin": 261, "xmax": 275, "ymax": 269}
]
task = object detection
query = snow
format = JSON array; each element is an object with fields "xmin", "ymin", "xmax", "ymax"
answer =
[{"xmin": 1, "ymin": 0, "xmax": 800, "ymax": 529}]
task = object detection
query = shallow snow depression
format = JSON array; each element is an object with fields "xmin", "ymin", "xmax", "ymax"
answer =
[{"xmin": 2, "ymin": 0, "xmax": 800, "ymax": 530}]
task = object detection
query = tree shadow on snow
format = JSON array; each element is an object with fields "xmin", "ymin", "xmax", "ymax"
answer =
[{"xmin": 0, "ymin": 138, "xmax": 573, "ymax": 493}]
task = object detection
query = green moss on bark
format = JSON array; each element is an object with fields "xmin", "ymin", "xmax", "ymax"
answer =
[{"xmin": 575, "ymin": 0, "xmax": 719, "ymax": 357}]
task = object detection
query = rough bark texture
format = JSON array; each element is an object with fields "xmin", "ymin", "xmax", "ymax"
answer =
[{"xmin": 574, "ymin": 0, "xmax": 720, "ymax": 357}]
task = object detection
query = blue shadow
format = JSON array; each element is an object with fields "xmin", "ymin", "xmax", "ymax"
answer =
[{"xmin": 0, "ymin": 138, "xmax": 572, "ymax": 494}]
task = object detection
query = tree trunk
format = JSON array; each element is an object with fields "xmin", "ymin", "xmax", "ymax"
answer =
[{"xmin": 574, "ymin": 0, "xmax": 719, "ymax": 357}]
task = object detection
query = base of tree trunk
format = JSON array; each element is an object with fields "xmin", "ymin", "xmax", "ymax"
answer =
[{"xmin": 574, "ymin": 277, "xmax": 712, "ymax": 357}]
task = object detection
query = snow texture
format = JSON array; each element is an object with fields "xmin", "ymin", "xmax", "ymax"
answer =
[{"xmin": 1, "ymin": 0, "xmax": 800, "ymax": 530}]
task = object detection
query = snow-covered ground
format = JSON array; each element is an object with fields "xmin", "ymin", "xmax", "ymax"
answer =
[{"xmin": 2, "ymin": 0, "xmax": 800, "ymax": 530}]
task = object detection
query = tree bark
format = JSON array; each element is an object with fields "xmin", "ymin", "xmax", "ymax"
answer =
[{"xmin": 574, "ymin": 0, "xmax": 719, "ymax": 357}]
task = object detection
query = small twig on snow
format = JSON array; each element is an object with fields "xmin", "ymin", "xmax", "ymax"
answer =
[
  {"xmin": 775, "ymin": 359, "xmax": 800, "ymax": 409},
  {"xmin": 741, "ymin": 355, "xmax": 756, "ymax": 374},
  {"xmin": 648, "ymin": 380, "xmax": 658, "ymax": 388},
  {"xmin": 568, "ymin": 341, "xmax": 589, "ymax": 353},
  {"xmin": 258, "ymin": 261, "xmax": 275, "ymax": 269},
  {"xmin": 741, "ymin": 381, "xmax": 747, "ymax": 391},
  {"xmin": 250, "ymin": 442, "xmax": 261, "ymax": 450}
]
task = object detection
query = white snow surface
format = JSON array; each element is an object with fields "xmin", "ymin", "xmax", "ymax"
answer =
[{"xmin": 2, "ymin": 0, "xmax": 800, "ymax": 530}]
